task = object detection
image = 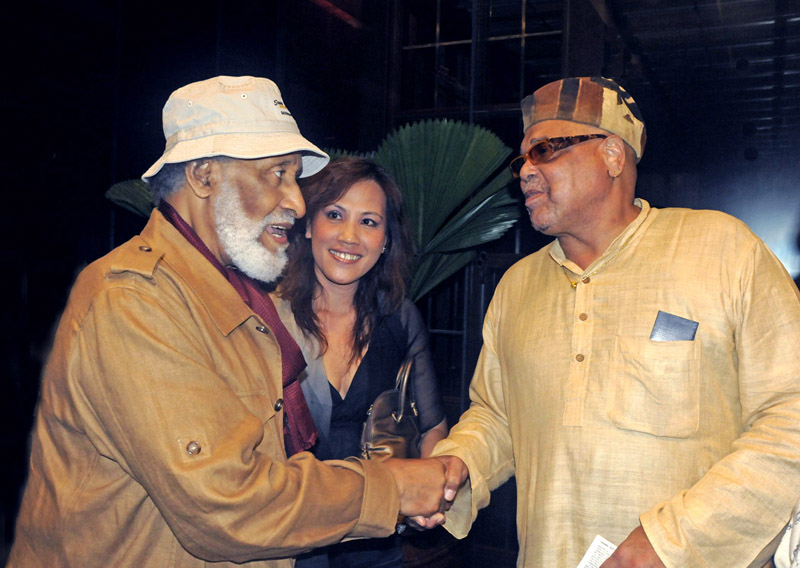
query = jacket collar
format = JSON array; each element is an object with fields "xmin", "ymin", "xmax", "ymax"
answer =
[{"xmin": 140, "ymin": 209, "xmax": 259, "ymax": 336}]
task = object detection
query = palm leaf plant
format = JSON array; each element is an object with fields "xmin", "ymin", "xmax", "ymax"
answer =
[
  {"xmin": 106, "ymin": 120, "xmax": 521, "ymax": 301},
  {"xmin": 105, "ymin": 179, "xmax": 155, "ymax": 218},
  {"xmin": 371, "ymin": 119, "xmax": 520, "ymax": 301}
]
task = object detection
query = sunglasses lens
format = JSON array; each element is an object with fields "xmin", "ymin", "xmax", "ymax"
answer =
[
  {"xmin": 509, "ymin": 156, "xmax": 525, "ymax": 177},
  {"xmin": 528, "ymin": 141, "xmax": 553, "ymax": 164},
  {"xmin": 510, "ymin": 136, "xmax": 606, "ymax": 176}
]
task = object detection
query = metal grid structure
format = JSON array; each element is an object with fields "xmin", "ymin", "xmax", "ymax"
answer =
[{"xmin": 392, "ymin": 0, "xmax": 800, "ymax": 164}]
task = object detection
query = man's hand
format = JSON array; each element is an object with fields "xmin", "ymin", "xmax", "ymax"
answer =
[
  {"xmin": 435, "ymin": 455, "xmax": 469, "ymax": 506},
  {"xmin": 384, "ymin": 458, "xmax": 446, "ymax": 517},
  {"xmin": 406, "ymin": 455, "xmax": 470, "ymax": 530},
  {"xmin": 600, "ymin": 525, "xmax": 666, "ymax": 568}
]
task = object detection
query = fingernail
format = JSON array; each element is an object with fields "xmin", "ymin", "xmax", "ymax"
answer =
[{"xmin": 445, "ymin": 489, "xmax": 455, "ymax": 501}]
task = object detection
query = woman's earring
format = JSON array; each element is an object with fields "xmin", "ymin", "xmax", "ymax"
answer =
[{"xmin": 382, "ymin": 246, "xmax": 387, "ymax": 254}]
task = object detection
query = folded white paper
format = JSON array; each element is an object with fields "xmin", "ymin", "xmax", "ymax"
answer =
[{"xmin": 576, "ymin": 534, "xmax": 617, "ymax": 568}]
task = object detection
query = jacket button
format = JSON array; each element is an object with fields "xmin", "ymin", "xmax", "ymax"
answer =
[
  {"xmin": 185, "ymin": 441, "xmax": 202, "ymax": 455},
  {"xmin": 139, "ymin": 245, "xmax": 152, "ymax": 252},
  {"xmin": 256, "ymin": 325, "xmax": 269, "ymax": 334},
  {"xmin": 274, "ymin": 398, "xmax": 284, "ymax": 411}
]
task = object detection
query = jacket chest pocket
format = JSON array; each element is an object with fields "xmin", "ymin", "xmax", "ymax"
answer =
[
  {"xmin": 237, "ymin": 392, "xmax": 284, "ymax": 458},
  {"xmin": 607, "ymin": 336, "xmax": 701, "ymax": 438}
]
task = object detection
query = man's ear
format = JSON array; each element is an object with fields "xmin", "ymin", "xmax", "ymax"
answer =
[
  {"xmin": 185, "ymin": 159, "xmax": 216, "ymax": 199},
  {"xmin": 602, "ymin": 135, "xmax": 627, "ymax": 178}
]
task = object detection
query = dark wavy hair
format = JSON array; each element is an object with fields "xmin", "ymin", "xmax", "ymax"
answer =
[{"xmin": 279, "ymin": 157, "xmax": 414, "ymax": 360}]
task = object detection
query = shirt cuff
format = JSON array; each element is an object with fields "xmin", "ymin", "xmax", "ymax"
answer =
[
  {"xmin": 344, "ymin": 458, "xmax": 401, "ymax": 538},
  {"xmin": 429, "ymin": 439, "xmax": 485, "ymax": 539}
]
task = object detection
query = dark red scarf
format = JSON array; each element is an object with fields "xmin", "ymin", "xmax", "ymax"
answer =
[{"xmin": 159, "ymin": 202, "xmax": 317, "ymax": 455}]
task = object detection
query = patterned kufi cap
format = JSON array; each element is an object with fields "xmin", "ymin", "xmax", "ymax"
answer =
[{"xmin": 521, "ymin": 77, "xmax": 647, "ymax": 160}]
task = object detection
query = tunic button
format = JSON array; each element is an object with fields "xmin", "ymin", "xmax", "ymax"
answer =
[
  {"xmin": 255, "ymin": 325, "xmax": 269, "ymax": 334},
  {"xmin": 274, "ymin": 398, "xmax": 284, "ymax": 411},
  {"xmin": 575, "ymin": 354, "xmax": 585, "ymax": 362},
  {"xmin": 139, "ymin": 245, "xmax": 152, "ymax": 252},
  {"xmin": 582, "ymin": 276, "xmax": 591, "ymax": 284},
  {"xmin": 185, "ymin": 441, "xmax": 202, "ymax": 455},
  {"xmin": 579, "ymin": 313, "xmax": 588, "ymax": 321}
]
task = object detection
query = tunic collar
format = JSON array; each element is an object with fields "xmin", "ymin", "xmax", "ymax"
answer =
[{"xmin": 549, "ymin": 198, "xmax": 652, "ymax": 278}]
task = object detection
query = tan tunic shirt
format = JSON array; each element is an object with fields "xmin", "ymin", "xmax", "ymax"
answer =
[
  {"xmin": 8, "ymin": 210, "xmax": 399, "ymax": 568},
  {"xmin": 775, "ymin": 499, "xmax": 800, "ymax": 568},
  {"xmin": 433, "ymin": 200, "xmax": 800, "ymax": 567}
]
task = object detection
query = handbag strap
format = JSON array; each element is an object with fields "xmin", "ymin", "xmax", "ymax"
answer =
[{"xmin": 393, "ymin": 357, "xmax": 413, "ymax": 423}]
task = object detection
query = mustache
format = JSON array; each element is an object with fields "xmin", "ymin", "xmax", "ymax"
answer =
[
  {"xmin": 521, "ymin": 180, "xmax": 546, "ymax": 196},
  {"xmin": 259, "ymin": 211, "xmax": 295, "ymax": 229}
]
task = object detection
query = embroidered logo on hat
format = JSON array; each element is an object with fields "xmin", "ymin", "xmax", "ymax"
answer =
[{"xmin": 274, "ymin": 99, "xmax": 291, "ymax": 116}]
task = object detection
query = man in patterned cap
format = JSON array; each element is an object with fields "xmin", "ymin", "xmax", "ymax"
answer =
[
  {"xmin": 429, "ymin": 77, "xmax": 800, "ymax": 567},
  {"xmin": 8, "ymin": 75, "xmax": 446, "ymax": 567}
]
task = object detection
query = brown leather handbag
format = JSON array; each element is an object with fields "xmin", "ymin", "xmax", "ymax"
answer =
[{"xmin": 360, "ymin": 357, "xmax": 421, "ymax": 460}]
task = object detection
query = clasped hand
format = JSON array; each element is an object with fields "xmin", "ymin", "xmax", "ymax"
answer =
[{"xmin": 384, "ymin": 455, "xmax": 469, "ymax": 530}]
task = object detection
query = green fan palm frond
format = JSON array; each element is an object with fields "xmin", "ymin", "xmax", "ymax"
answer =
[
  {"xmin": 374, "ymin": 120, "xmax": 514, "ymax": 248},
  {"xmin": 411, "ymin": 250, "xmax": 478, "ymax": 303},
  {"xmin": 373, "ymin": 119, "xmax": 521, "ymax": 301},
  {"xmin": 105, "ymin": 179, "xmax": 155, "ymax": 218},
  {"xmin": 424, "ymin": 188, "xmax": 520, "ymax": 254},
  {"xmin": 322, "ymin": 148, "xmax": 373, "ymax": 162}
]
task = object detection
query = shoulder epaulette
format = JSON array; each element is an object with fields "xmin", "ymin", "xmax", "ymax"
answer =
[{"xmin": 107, "ymin": 235, "xmax": 164, "ymax": 280}]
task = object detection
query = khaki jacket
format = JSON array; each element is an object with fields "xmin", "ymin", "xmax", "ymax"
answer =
[{"xmin": 9, "ymin": 210, "xmax": 399, "ymax": 567}]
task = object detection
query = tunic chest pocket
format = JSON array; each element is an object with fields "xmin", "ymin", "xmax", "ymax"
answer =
[{"xmin": 608, "ymin": 336, "xmax": 701, "ymax": 438}]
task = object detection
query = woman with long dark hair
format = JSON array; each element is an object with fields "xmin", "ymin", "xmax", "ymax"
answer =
[{"xmin": 275, "ymin": 157, "xmax": 447, "ymax": 568}]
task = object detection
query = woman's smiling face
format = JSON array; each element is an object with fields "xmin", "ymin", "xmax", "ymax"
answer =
[{"xmin": 307, "ymin": 178, "xmax": 388, "ymax": 292}]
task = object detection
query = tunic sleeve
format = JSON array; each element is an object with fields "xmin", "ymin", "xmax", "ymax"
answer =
[
  {"xmin": 429, "ymin": 286, "xmax": 516, "ymax": 539},
  {"xmin": 641, "ymin": 236, "xmax": 800, "ymax": 567}
]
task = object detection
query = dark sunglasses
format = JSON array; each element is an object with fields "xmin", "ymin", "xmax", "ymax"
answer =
[{"xmin": 508, "ymin": 134, "xmax": 608, "ymax": 178}]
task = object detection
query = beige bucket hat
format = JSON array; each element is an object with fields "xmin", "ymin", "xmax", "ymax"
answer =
[{"xmin": 142, "ymin": 75, "xmax": 329, "ymax": 180}]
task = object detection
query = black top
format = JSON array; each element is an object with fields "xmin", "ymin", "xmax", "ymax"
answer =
[{"xmin": 310, "ymin": 298, "xmax": 445, "ymax": 461}]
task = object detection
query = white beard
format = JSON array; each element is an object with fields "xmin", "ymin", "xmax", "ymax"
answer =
[{"xmin": 213, "ymin": 180, "xmax": 291, "ymax": 283}]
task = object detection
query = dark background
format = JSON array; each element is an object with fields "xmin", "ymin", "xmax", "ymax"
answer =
[{"xmin": 2, "ymin": 0, "xmax": 799, "ymax": 565}]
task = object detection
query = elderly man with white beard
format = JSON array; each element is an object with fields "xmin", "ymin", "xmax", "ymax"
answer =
[{"xmin": 8, "ymin": 76, "xmax": 446, "ymax": 568}]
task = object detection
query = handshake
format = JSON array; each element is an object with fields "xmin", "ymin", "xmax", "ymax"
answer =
[{"xmin": 383, "ymin": 455, "xmax": 470, "ymax": 529}]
